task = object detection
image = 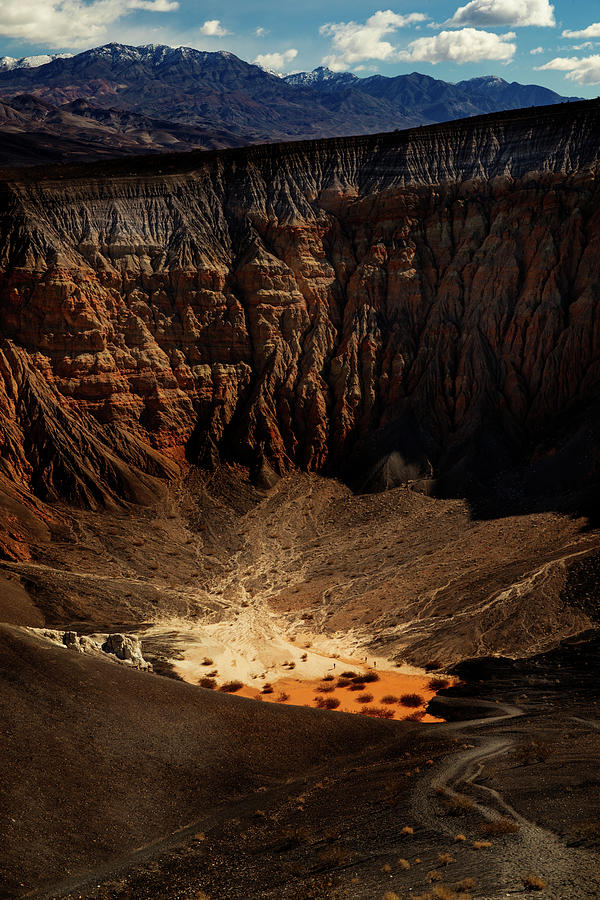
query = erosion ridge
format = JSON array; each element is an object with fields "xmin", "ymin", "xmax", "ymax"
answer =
[{"xmin": 1, "ymin": 99, "xmax": 600, "ymax": 521}]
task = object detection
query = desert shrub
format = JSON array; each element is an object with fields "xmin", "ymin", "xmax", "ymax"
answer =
[
  {"xmin": 406, "ymin": 710, "xmax": 426, "ymax": 721},
  {"xmin": 455, "ymin": 878, "xmax": 475, "ymax": 893},
  {"xmin": 401, "ymin": 826, "xmax": 414, "ymax": 835},
  {"xmin": 349, "ymin": 683, "xmax": 367, "ymax": 691},
  {"xmin": 314, "ymin": 697, "xmax": 341, "ymax": 710},
  {"xmin": 316, "ymin": 846, "xmax": 352, "ymax": 868},
  {"xmin": 398, "ymin": 858, "xmax": 410, "ymax": 870},
  {"xmin": 359, "ymin": 705, "xmax": 394, "ymax": 718},
  {"xmin": 399, "ymin": 693, "xmax": 424, "ymax": 708},
  {"xmin": 432, "ymin": 888, "xmax": 460, "ymax": 900},
  {"xmin": 219, "ymin": 680, "xmax": 243, "ymax": 693},
  {"xmin": 522, "ymin": 875, "xmax": 547, "ymax": 891},
  {"xmin": 361, "ymin": 671, "xmax": 380, "ymax": 683},
  {"xmin": 198, "ymin": 677, "xmax": 216, "ymax": 689},
  {"xmin": 438, "ymin": 852, "xmax": 454, "ymax": 865},
  {"xmin": 515, "ymin": 740, "xmax": 553, "ymax": 765},
  {"xmin": 287, "ymin": 661, "xmax": 296, "ymax": 670},
  {"xmin": 480, "ymin": 819, "xmax": 520, "ymax": 835},
  {"xmin": 429, "ymin": 677, "xmax": 450, "ymax": 691},
  {"xmin": 472, "ymin": 840, "xmax": 492, "ymax": 849},
  {"xmin": 336, "ymin": 678, "xmax": 352, "ymax": 687},
  {"xmin": 440, "ymin": 794, "xmax": 475, "ymax": 816},
  {"xmin": 322, "ymin": 674, "xmax": 335, "ymax": 681},
  {"xmin": 261, "ymin": 683, "xmax": 274, "ymax": 694},
  {"xmin": 340, "ymin": 670, "xmax": 357, "ymax": 678},
  {"xmin": 300, "ymin": 653, "xmax": 308, "ymax": 661},
  {"xmin": 381, "ymin": 695, "xmax": 399, "ymax": 704},
  {"xmin": 382, "ymin": 863, "xmax": 392, "ymax": 873},
  {"xmin": 316, "ymin": 684, "xmax": 336, "ymax": 693},
  {"xmin": 357, "ymin": 692, "xmax": 374, "ymax": 703},
  {"xmin": 427, "ymin": 870, "xmax": 442, "ymax": 882},
  {"xmin": 201, "ymin": 657, "xmax": 214, "ymax": 666},
  {"xmin": 276, "ymin": 692, "xmax": 290, "ymax": 703}
]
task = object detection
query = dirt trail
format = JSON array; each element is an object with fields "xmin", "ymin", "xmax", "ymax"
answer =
[{"xmin": 411, "ymin": 700, "xmax": 600, "ymax": 898}]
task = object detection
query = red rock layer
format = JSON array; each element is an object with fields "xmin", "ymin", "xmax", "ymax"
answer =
[{"xmin": 0, "ymin": 103, "xmax": 599, "ymax": 507}]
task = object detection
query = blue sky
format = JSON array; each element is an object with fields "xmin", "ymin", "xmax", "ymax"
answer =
[{"xmin": 0, "ymin": 1, "xmax": 599, "ymax": 96}]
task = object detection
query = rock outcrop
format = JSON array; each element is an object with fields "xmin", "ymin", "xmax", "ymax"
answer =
[
  {"xmin": 35, "ymin": 628, "xmax": 151, "ymax": 668},
  {"xmin": 1, "ymin": 100, "xmax": 600, "ymax": 514}
]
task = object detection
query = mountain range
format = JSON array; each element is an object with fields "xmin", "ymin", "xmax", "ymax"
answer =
[{"xmin": 0, "ymin": 42, "xmax": 580, "ymax": 167}]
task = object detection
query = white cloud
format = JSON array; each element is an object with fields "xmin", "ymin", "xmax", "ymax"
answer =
[
  {"xmin": 562, "ymin": 23, "xmax": 600, "ymax": 40},
  {"xmin": 320, "ymin": 9, "xmax": 427, "ymax": 71},
  {"xmin": 399, "ymin": 28, "xmax": 516, "ymax": 64},
  {"xmin": 571, "ymin": 42, "xmax": 597, "ymax": 51},
  {"xmin": 537, "ymin": 54, "xmax": 600, "ymax": 84},
  {"xmin": 0, "ymin": 0, "xmax": 178, "ymax": 49},
  {"xmin": 256, "ymin": 27, "xmax": 267, "ymax": 37},
  {"xmin": 199, "ymin": 19, "xmax": 228, "ymax": 37},
  {"xmin": 530, "ymin": 45, "xmax": 544, "ymax": 54},
  {"xmin": 447, "ymin": 0, "xmax": 555, "ymax": 28},
  {"xmin": 253, "ymin": 48, "xmax": 298, "ymax": 72}
]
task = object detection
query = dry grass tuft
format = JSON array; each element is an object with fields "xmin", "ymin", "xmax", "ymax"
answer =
[
  {"xmin": 322, "ymin": 674, "xmax": 335, "ymax": 681},
  {"xmin": 522, "ymin": 875, "xmax": 547, "ymax": 891},
  {"xmin": 427, "ymin": 870, "xmax": 443, "ymax": 882},
  {"xmin": 438, "ymin": 852, "xmax": 454, "ymax": 865},
  {"xmin": 381, "ymin": 694, "xmax": 399, "ymax": 704},
  {"xmin": 198, "ymin": 677, "xmax": 216, "ymax": 690},
  {"xmin": 401, "ymin": 825, "xmax": 414, "ymax": 835},
  {"xmin": 382, "ymin": 893, "xmax": 401, "ymax": 900},
  {"xmin": 361, "ymin": 671, "xmax": 380, "ymax": 683},
  {"xmin": 275, "ymin": 692, "xmax": 290, "ymax": 702},
  {"xmin": 316, "ymin": 684, "xmax": 335, "ymax": 693},
  {"xmin": 261, "ymin": 683, "xmax": 274, "ymax": 694},
  {"xmin": 357, "ymin": 692, "xmax": 374, "ymax": 703},
  {"xmin": 472, "ymin": 840, "xmax": 492, "ymax": 849},
  {"xmin": 201, "ymin": 657, "xmax": 214, "ymax": 666},
  {"xmin": 455, "ymin": 878, "xmax": 475, "ymax": 893},
  {"xmin": 406, "ymin": 710, "xmax": 426, "ymax": 721},
  {"xmin": 382, "ymin": 863, "xmax": 392, "ymax": 873},
  {"xmin": 398, "ymin": 858, "xmax": 410, "ymax": 870},
  {"xmin": 454, "ymin": 834, "xmax": 466, "ymax": 842}
]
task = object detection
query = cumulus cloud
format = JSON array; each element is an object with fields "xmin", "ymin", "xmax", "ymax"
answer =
[
  {"xmin": 199, "ymin": 19, "xmax": 228, "ymax": 37},
  {"xmin": 447, "ymin": 0, "xmax": 555, "ymax": 28},
  {"xmin": 0, "ymin": 0, "xmax": 178, "ymax": 49},
  {"xmin": 562, "ymin": 23, "xmax": 600, "ymax": 40},
  {"xmin": 399, "ymin": 28, "xmax": 516, "ymax": 64},
  {"xmin": 253, "ymin": 48, "xmax": 298, "ymax": 72},
  {"xmin": 530, "ymin": 45, "xmax": 544, "ymax": 54},
  {"xmin": 256, "ymin": 27, "xmax": 267, "ymax": 37},
  {"xmin": 537, "ymin": 54, "xmax": 600, "ymax": 84},
  {"xmin": 320, "ymin": 9, "xmax": 427, "ymax": 71}
]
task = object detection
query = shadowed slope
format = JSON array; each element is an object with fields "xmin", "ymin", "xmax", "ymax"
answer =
[{"xmin": 0, "ymin": 623, "xmax": 403, "ymax": 897}]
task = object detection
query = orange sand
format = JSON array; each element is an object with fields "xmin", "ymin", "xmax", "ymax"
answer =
[{"xmin": 235, "ymin": 668, "xmax": 444, "ymax": 722}]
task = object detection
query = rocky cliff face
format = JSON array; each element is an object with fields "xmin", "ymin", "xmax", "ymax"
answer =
[{"xmin": 1, "ymin": 100, "xmax": 600, "ymax": 513}]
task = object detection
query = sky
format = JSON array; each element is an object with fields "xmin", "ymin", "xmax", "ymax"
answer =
[{"xmin": 0, "ymin": 1, "xmax": 599, "ymax": 97}]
